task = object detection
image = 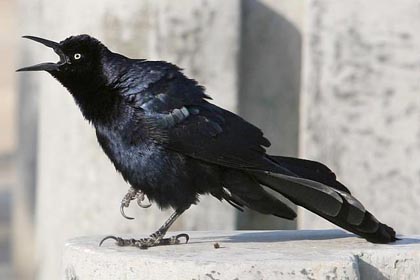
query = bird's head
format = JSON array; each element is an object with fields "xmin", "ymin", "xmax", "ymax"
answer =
[
  {"xmin": 17, "ymin": 35, "xmax": 124, "ymax": 122},
  {"xmin": 17, "ymin": 34, "xmax": 109, "ymax": 91}
]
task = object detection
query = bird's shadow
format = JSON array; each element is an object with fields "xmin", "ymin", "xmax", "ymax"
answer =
[
  {"xmin": 191, "ymin": 230, "xmax": 420, "ymax": 245},
  {"xmin": 393, "ymin": 237, "xmax": 420, "ymax": 245},
  {"xmin": 193, "ymin": 229, "xmax": 352, "ymax": 244}
]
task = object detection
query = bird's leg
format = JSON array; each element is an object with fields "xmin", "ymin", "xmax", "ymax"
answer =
[
  {"xmin": 120, "ymin": 187, "xmax": 151, "ymax": 220},
  {"xmin": 100, "ymin": 209, "xmax": 189, "ymax": 249}
]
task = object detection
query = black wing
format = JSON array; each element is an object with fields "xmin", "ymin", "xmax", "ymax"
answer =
[{"xmin": 120, "ymin": 60, "xmax": 287, "ymax": 172}]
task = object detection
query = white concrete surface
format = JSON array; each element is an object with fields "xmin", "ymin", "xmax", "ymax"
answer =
[
  {"xmin": 62, "ymin": 230, "xmax": 420, "ymax": 280},
  {"xmin": 300, "ymin": 0, "xmax": 420, "ymax": 233}
]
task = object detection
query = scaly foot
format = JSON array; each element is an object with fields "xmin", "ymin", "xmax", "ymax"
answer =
[{"xmin": 99, "ymin": 231, "xmax": 189, "ymax": 249}]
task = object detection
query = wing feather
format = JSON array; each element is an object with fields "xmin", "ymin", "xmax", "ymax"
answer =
[{"xmin": 120, "ymin": 61, "xmax": 278, "ymax": 171}]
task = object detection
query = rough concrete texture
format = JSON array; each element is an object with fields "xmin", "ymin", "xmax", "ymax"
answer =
[
  {"xmin": 62, "ymin": 230, "xmax": 420, "ymax": 280},
  {"xmin": 32, "ymin": 1, "xmax": 239, "ymax": 279},
  {"xmin": 300, "ymin": 0, "xmax": 420, "ymax": 232}
]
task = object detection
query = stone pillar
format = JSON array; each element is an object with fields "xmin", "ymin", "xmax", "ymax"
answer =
[
  {"xmin": 13, "ymin": 0, "xmax": 42, "ymax": 279},
  {"xmin": 300, "ymin": 0, "xmax": 420, "ymax": 233},
  {"xmin": 28, "ymin": 1, "xmax": 239, "ymax": 279},
  {"xmin": 237, "ymin": 0, "xmax": 303, "ymax": 230}
]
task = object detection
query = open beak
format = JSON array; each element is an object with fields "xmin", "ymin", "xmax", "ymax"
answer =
[{"xmin": 17, "ymin": 36, "xmax": 67, "ymax": 72}]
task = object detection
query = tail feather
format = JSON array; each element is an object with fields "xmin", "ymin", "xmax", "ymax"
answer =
[
  {"xmin": 223, "ymin": 170, "xmax": 296, "ymax": 220},
  {"xmin": 268, "ymin": 156, "xmax": 350, "ymax": 193},
  {"xmin": 250, "ymin": 169, "xmax": 397, "ymax": 243},
  {"xmin": 334, "ymin": 189, "xmax": 365, "ymax": 225},
  {"xmin": 253, "ymin": 173, "xmax": 344, "ymax": 217}
]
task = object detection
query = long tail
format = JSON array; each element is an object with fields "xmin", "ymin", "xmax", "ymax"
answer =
[{"xmin": 248, "ymin": 156, "xmax": 397, "ymax": 244}]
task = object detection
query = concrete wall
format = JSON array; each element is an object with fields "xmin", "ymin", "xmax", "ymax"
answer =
[{"xmin": 300, "ymin": 0, "xmax": 420, "ymax": 234}]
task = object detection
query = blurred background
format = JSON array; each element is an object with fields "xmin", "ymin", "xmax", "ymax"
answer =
[{"xmin": 2, "ymin": 0, "xmax": 420, "ymax": 279}]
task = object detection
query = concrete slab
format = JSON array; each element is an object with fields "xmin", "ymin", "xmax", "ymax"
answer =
[{"xmin": 62, "ymin": 230, "xmax": 420, "ymax": 280}]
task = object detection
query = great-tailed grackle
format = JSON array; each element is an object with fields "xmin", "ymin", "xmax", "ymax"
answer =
[{"xmin": 18, "ymin": 35, "xmax": 397, "ymax": 248}]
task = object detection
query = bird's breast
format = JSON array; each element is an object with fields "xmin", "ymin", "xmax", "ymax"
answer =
[
  {"xmin": 94, "ymin": 123, "xmax": 186, "ymax": 187},
  {"xmin": 95, "ymin": 124, "xmax": 150, "ymax": 178}
]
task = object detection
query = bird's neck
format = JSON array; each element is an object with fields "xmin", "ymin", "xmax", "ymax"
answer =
[
  {"xmin": 55, "ymin": 74, "xmax": 120, "ymax": 124},
  {"xmin": 72, "ymin": 85, "xmax": 120, "ymax": 124}
]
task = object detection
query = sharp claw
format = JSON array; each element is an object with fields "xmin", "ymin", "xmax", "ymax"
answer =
[
  {"xmin": 99, "ymin": 235, "xmax": 119, "ymax": 246},
  {"xmin": 176, "ymin": 233, "xmax": 190, "ymax": 244},
  {"xmin": 120, "ymin": 204, "xmax": 134, "ymax": 220}
]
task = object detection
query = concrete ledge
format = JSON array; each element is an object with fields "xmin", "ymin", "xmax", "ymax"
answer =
[{"xmin": 62, "ymin": 230, "xmax": 420, "ymax": 280}]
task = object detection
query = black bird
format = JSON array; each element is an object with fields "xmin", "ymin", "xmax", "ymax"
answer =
[{"xmin": 18, "ymin": 35, "xmax": 397, "ymax": 248}]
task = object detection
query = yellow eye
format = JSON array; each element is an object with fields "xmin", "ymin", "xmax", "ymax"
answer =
[{"xmin": 74, "ymin": 53, "xmax": 82, "ymax": 60}]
